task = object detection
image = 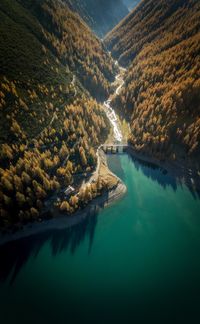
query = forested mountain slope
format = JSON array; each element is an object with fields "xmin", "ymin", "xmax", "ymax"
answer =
[
  {"xmin": 64, "ymin": 0, "xmax": 128, "ymax": 37},
  {"xmin": 0, "ymin": 0, "xmax": 114, "ymax": 227},
  {"xmin": 105, "ymin": 0, "xmax": 200, "ymax": 162},
  {"xmin": 0, "ymin": 0, "xmax": 115, "ymax": 142}
]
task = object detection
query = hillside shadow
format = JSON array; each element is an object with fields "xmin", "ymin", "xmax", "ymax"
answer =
[
  {"xmin": 127, "ymin": 153, "xmax": 200, "ymax": 200},
  {"xmin": 0, "ymin": 195, "xmax": 110, "ymax": 285},
  {"xmin": 107, "ymin": 152, "xmax": 178, "ymax": 192},
  {"xmin": 107, "ymin": 150, "xmax": 200, "ymax": 200},
  {"xmin": 128, "ymin": 154, "xmax": 178, "ymax": 191},
  {"xmin": 1, "ymin": 151, "xmax": 200, "ymax": 286}
]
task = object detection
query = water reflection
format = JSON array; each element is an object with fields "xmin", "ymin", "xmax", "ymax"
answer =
[
  {"xmin": 107, "ymin": 152, "xmax": 179, "ymax": 194},
  {"xmin": 109, "ymin": 150, "xmax": 200, "ymax": 200},
  {"xmin": 127, "ymin": 153, "xmax": 200, "ymax": 200},
  {"xmin": 128, "ymin": 154, "xmax": 178, "ymax": 191},
  {"xmin": 0, "ymin": 210, "xmax": 98, "ymax": 285},
  {"xmin": 0, "ymin": 152, "xmax": 199, "ymax": 286}
]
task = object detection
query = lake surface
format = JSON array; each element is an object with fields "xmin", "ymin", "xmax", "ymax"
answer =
[{"xmin": 1, "ymin": 154, "xmax": 200, "ymax": 323}]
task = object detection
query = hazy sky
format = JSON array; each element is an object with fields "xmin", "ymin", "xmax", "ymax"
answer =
[{"xmin": 122, "ymin": 0, "xmax": 140, "ymax": 10}]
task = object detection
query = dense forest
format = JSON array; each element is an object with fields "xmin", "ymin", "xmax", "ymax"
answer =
[
  {"xmin": 105, "ymin": 0, "xmax": 200, "ymax": 161},
  {"xmin": 64, "ymin": 0, "xmax": 128, "ymax": 37},
  {"xmin": 1, "ymin": 0, "xmax": 200, "ymax": 229},
  {"xmin": 0, "ymin": 0, "xmax": 116, "ymax": 228},
  {"xmin": 0, "ymin": 0, "xmax": 116, "ymax": 143}
]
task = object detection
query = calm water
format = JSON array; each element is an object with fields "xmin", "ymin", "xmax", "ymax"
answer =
[{"xmin": 1, "ymin": 154, "xmax": 200, "ymax": 323}]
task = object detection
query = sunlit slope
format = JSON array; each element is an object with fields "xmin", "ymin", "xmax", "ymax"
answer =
[
  {"xmin": 0, "ymin": 0, "xmax": 115, "ymax": 143},
  {"xmin": 105, "ymin": 0, "xmax": 200, "ymax": 161},
  {"xmin": 0, "ymin": 0, "xmax": 113, "ymax": 226}
]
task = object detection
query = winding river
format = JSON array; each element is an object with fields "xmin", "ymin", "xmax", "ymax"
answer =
[
  {"xmin": 103, "ymin": 98, "xmax": 122, "ymax": 142},
  {"xmin": 1, "ymin": 66, "xmax": 200, "ymax": 324},
  {"xmin": 103, "ymin": 63, "xmax": 125, "ymax": 143}
]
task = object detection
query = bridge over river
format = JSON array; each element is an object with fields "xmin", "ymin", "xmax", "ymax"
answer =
[{"xmin": 101, "ymin": 143, "xmax": 128, "ymax": 154}]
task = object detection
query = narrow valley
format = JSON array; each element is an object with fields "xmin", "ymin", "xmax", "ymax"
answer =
[{"xmin": 0, "ymin": 1, "xmax": 200, "ymax": 324}]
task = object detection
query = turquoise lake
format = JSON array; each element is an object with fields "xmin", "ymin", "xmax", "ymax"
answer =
[{"xmin": 0, "ymin": 154, "xmax": 200, "ymax": 323}]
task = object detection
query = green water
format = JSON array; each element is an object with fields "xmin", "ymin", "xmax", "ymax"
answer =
[{"xmin": 1, "ymin": 154, "xmax": 200, "ymax": 323}]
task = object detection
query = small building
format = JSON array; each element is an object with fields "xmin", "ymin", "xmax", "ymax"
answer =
[{"xmin": 64, "ymin": 185, "xmax": 75, "ymax": 196}]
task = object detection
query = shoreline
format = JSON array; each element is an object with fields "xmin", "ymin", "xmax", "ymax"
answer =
[
  {"xmin": 1, "ymin": 145, "xmax": 200, "ymax": 246},
  {"xmin": 126, "ymin": 146, "xmax": 200, "ymax": 194},
  {"xmin": 0, "ymin": 152, "xmax": 127, "ymax": 246},
  {"xmin": 0, "ymin": 61, "xmax": 128, "ymax": 247}
]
